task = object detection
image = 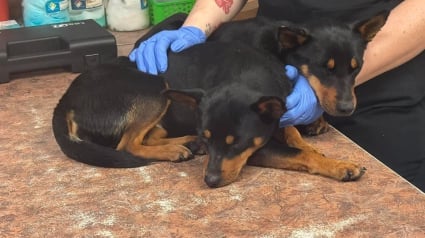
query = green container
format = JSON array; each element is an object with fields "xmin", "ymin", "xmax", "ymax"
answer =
[{"xmin": 148, "ymin": 0, "xmax": 195, "ymax": 25}]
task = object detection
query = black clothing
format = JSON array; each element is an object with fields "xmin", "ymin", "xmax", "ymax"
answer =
[
  {"xmin": 258, "ymin": 0, "xmax": 425, "ymax": 191},
  {"xmin": 257, "ymin": 0, "xmax": 402, "ymax": 23}
]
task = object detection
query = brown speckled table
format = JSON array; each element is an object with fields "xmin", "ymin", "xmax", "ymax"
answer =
[{"xmin": 0, "ymin": 30, "xmax": 424, "ymax": 238}]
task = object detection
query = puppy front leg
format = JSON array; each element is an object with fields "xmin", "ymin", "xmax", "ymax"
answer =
[{"xmin": 247, "ymin": 127, "xmax": 365, "ymax": 181}]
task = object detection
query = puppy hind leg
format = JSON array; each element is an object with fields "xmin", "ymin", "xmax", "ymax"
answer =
[
  {"xmin": 143, "ymin": 125, "xmax": 202, "ymax": 156},
  {"xmin": 117, "ymin": 101, "xmax": 194, "ymax": 162},
  {"xmin": 144, "ymin": 125, "xmax": 197, "ymax": 146},
  {"xmin": 118, "ymin": 122, "xmax": 194, "ymax": 162}
]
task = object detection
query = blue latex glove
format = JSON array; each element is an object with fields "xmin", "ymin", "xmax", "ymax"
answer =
[
  {"xmin": 279, "ymin": 65, "xmax": 324, "ymax": 127},
  {"xmin": 129, "ymin": 26, "xmax": 206, "ymax": 75}
]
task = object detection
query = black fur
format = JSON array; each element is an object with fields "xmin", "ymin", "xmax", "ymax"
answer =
[
  {"xmin": 209, "ymin": 12, "xmax": 389, "ymax": 116},
  {"xmin": 52, "ymin": 41, "xmax": 291, "ymax": 170},
  {"xmin": 52, "ymin": 64, "xmax": 165, "ymax": 167},
  {"xmin": 134, "ymin": 12, "xmax": 389, "ymax": 117},
  {"xmin": 52, "ymin": 12, "xmax": 387, "ymax": 187}
]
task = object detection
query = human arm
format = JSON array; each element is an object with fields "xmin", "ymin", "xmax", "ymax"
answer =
[
  {"xmin": 355, "ymin": 0, "xmax": 425, "ymax": 85},
  {"xmin": 129, "ymin": 0, "xmax": 248, "ymax": 74},
  {"xmin": 182, "ymin": 0, "xmax": 248, "ymax": 36}
]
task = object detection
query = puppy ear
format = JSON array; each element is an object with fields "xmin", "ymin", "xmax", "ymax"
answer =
[
  {"xmin": 353, "ymin": 11, "xmax": 389, "ymax": 42},
  {"xmin": 277, "ymin": 26, "xmax": 310, "ymax": 49},
  {"xmin": 161, "ymin": 88, "xmax": 206, "ymax": 108},
  {"xmin": 251, "ymin": 96, "xmax": 286, "ymax": 123}
]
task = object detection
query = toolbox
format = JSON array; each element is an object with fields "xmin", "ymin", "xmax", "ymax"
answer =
[{"xmin": 0, "ymin": 20, "xmax": 117, "ymax": 83}]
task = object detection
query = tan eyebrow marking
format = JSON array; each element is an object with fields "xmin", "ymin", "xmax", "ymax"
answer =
[
  {"xmin": 253, "ymin": 137, "xmax": 264, "ymax": 147},
  {"xmin": 203, "ymin": 130, "xmax": 211, "ymax": 139},
  {"xmin": 351, "ymin": 57, "xmax": 358, "ymax": 69},
  {"xmin": 327, "ymin": 58, "xmax": 335, "ymax": 70},
  {"xmin": 225, "ymin": 135, "xmax": 235, "ymax": 145}
]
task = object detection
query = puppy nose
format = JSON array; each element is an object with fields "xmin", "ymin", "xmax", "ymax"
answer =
[
  {"xmin": 204, "ymin": 174, "xmax": 221, "ymax": 188},
  {"xmin": 336, "ymin": 101, "xmax": 355, "ymax": 115}
]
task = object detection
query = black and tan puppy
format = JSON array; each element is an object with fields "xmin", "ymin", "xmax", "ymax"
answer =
[
  {"xmin": 209, "ymin": 12, "xmax": 389, "ymax": 135},
  {"xmin": 53, "ymin": 42, "xmax": 365, "ymax": 188},
  {"xmin": 52, "ymin": 13, "xmax": 387, "ymax": 187}
]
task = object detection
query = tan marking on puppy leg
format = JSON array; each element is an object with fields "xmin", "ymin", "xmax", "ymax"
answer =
[
  {"xmin": 66, "ymin": 110, "xmax": 81, "ymax": 142},
  {"xmin": 116, "ymin": 99, "xmax": 192, "ymax": 161},
  {"xmin": 282, "ymin": 126, "xmax": 315, "ymax": 151},
  {"xmin": 122, "ymin": 124, "xmax": 193, "ymax": 162},
  {"xmin": 144, "ymin": 125, "xmax": 197, "ymax": 146},
  {"xmin": 143, "ymin": 125, "xmax": 168, "ymax": 145},
  {"xmin": 251, "ymin": 126, "xmax": 365, "ymax": 181}
]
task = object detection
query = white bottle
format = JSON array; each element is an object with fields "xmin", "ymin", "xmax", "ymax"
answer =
[
  {"xmin": 68, "ymin": 0, "xmax": 106, "ymax": 27},
  {"xmin": 105, "ymin": 0, "xmax": 150, "ymax": 31}
]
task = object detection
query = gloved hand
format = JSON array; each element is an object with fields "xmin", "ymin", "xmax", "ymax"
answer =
[
  {"xmin": 279, "ymin": 65, "xmax": 324, "ymax": 127},
  {"xmin": 129, "ymin": 26, "xmax": 206, "ymax": 75}
]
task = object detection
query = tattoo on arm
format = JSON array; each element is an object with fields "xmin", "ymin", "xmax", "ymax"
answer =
[{"xmin": 215, "ymin": 0, "xmax": 234, "ymax": 14}]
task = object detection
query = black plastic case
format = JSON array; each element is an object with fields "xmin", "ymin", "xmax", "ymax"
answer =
[{"xmin": 0, "ymin": 20, "xmax": 117, "ymax": 83}]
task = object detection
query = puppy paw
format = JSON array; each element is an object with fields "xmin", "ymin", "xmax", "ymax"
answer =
[
  {"xmin": 297, "ymin": 117, "xmax": 330, "ymax": 136},
  {"xmin": 334, "ymin": 163, "xmax": 366, "ymax": 181},
  {"xmin": 184, "ymin": 140, "xmax": 207, "ymax": 155},
  {"xmin": 160, "ymin": 145, "xmax": 193, "ymax": 162}
]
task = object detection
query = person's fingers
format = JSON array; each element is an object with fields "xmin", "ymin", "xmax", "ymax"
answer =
[
  {"xmin": 155, "ymin": 37, "xmax": 174, "ymax": 73},
  {"xmin": 285, "ymin": 90, "xmax": 300, "ymax": 110},
  {"xmin": 279, "ymin": 112, "xmax": 295, "ymax": 127},
  {"xmin": 170, "ymin": 39, "xmax": 187, "ymax": 52},
  {"xmin": 135, "ymin": 43, "xmax": 150, "ymax": 73},
  {"xmin": 141, "ymin": 42, "xmax": 159, "ymax": 75},
  {"xmin": 285, "ymin": 65, "xmax": 299, "ymax": 80}
]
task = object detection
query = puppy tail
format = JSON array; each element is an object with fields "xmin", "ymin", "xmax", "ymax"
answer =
[{"xmin": 52, "ymin": 105, "xmax": 155, "ymax": 168}]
